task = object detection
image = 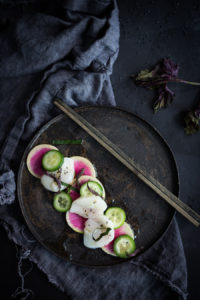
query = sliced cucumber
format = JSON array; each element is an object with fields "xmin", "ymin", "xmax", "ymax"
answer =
[
  {"xmin": 53, "ymin": 191, "xmax": 72, "ymax": 212},
  {"xmin": 114, "ymin": 235, "xmax": 136, "ymax": 258},
  {"xmin": 80, "ymin": 181, "xmax": 103, "ymax": 197},
  {"xmin": 42, "ymin": 150, "xmax": 64, "ymax": 172},
  {"xmin": 105, "ymin": 207, "xmax": 126, "ymax": 229}
]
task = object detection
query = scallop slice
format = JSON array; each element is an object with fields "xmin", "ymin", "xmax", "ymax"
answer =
[
  {"xmin": 70, "ymin": 196, "xmax": 107, "ymax": 218},
  {"xmin": 40, "ymin": 174, "xmax": 65, "ymax": 192},
  {"xmin": 41, "ymin": 157, "xmax": 75, "ymax": 192},
  {"xmin": 58, "ymin": 157, "xmax": 75, "ymax": 185},
  {"xmin": 50, "ymin": 157, "xmax": 75, "ymax": 185},
  {"xmin": 84, "ymin": 215, "xmax": 114, "ymax": 249}
]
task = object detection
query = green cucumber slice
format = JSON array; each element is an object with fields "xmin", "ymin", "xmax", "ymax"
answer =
[
  {"xmin": 80, "ymin": 181, "xmax": 103, "ymax": 197},
  {"xmin": 113, "ymin": 235, "xmax": 136, "ymax": 258},
  {"xmin": 105, "ymin": 207, "xmax": 126, "ymax": 229},
  {"xmin": 42, "ymin": 150, "xmax": 64, "ymax": 171},
  {"xmin": 53, "ymin": 192, "xmax": 72, "ymax": 212}
]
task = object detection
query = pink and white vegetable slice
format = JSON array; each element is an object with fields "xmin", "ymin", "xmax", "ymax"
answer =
[
  {"xmin": 66, "ymin": 211, "xmax": 87, "ymax": 234},
  {"xmin": 102, "ymin": 222, "xmax": 134, "ymax": 256},
  {"xmin": 71, "ymin": 156, "xmax": 96, "ymax": 177},
  {"xmin": 26, "ymin": 144, "xmax": 58, "ymax": 178}
]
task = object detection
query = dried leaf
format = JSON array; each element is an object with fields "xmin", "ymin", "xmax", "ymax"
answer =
[
  {"xmin": 184, "ymin": 111, "xmax": 200, "ymax": 135},
  {"xmin": 132, "ymin": 57, "xmax": 179, "ymax": 112},
  {"xmin": 153, "ymin": 85, "xmax": 174, "ymax": 113}
]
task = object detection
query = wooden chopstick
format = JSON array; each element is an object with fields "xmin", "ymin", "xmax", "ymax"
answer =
[{"xmin": 54, "ymin": 99, "xmax": 200, "ymax": 227}]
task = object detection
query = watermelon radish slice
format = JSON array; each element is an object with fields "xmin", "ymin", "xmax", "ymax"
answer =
[
  {"xmin": 26, "ymin": 144, "xmax": 58, "ymax": 178},
  {"xmin": 69, "ymin": 189, "xmax": 80, "ymax": 201},
  {"xmin": 66, "ymin": 211, "xmax": 87, "ymax": 234},
  {"xmin": 102, "ymin": 222, "xmax": 134, "ymax": 256},
  {"xmin": 71, "ymin": 156, "xmax": 96, "ymax": 178}
]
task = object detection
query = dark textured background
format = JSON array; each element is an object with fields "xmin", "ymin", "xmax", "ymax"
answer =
[{"xmin": 1, "ymin": 0, "xmax": 200, "ymax": 299}]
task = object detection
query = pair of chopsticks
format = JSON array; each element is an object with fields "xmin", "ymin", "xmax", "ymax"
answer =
[{"xmin": 54, "ymin": 99, "xmax": 200, "ymax": 227}]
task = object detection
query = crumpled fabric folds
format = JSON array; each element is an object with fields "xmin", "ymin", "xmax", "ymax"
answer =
[
  {"xmin": 0, "ymin": 163, "xmax": 16, "ymax": 206},
  {"xmin": 0, "ymin": 0, "xmax": 187, "ymax": 299}
]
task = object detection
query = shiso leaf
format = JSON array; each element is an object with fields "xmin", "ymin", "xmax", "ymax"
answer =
[
  {"xmin": 52, "ymin": 139, "xmax": 82, "ymax": 145},
  {"xmin": 184, "ymin": 111, "xmax": 200, "ymax": 135},
  {"xmin": 92, "ymin": 228, "xmax": 111, "ymax": 241},
  {"xmin": 46, "ymin": 171, "xmax": 61, "ymax": 190},
  {"xmin": 132, "ymin": 58, "xmax": 200, "ymax": 120},
  {"xmin": 132, "ymin": 57, "xmax": 179, "ymax": 112},
  {"xmin": 153, "ymin": 86, "xmax": 175, "ymax": 113}
]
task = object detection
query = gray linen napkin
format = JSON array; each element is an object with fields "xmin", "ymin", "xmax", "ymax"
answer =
[{"xmin": 0, "ymin": 0, "xmax": 187, "ymax": 299}]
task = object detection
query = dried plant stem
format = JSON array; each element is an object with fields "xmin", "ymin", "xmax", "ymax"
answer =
[{"xmin": 169, "ymin": 78, "xmax": 200, "ymax": 86}]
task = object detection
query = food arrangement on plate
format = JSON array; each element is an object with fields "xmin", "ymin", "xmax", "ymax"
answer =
[{"xmin": 26, "ymin": 143, "xmax": 137, "ymax": 258}]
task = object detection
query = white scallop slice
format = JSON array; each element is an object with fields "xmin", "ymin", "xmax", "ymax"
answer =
[
  {"xmin": 70, "ymin": 196, "xmax": 107, "ymax": 218},
  {"xmin": 60, "ymin": 157, "xmax": 75, "ymax": 185},
  {"xmin": 50, "ymin": 157, "xmax": 75, "ymax": 185},
  {"xmin": 84, "ymin": 215, "xmax": 114, "ymax": 249},
  {"xmin": 40, "ymin": 174, "xmax": 65, "ymax": 192}
]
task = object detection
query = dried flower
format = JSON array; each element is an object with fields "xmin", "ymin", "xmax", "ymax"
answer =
[
  {"xmin": 184, "ymin": 104, "xmax": 200, "ymax": 135},
  {"xmin": 134, "ymin": 58, "xmax": 179, "ymax": 88},
  {"xmin": 132, "ymin": 57, "xmax": 200, "ymax": 113}
]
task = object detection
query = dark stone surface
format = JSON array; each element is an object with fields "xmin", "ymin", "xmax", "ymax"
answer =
[
  {"xmin": 111, "ymin": 1, "xmax": 200, "ymax": 299},
  {"xmin": 0, "ymin": 0, "xmax": 199, "ymax": 299}
]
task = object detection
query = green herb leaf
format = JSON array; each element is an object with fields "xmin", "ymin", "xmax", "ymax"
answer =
[
  {"xmin": 52, "ymin": 139, "xmax": 82, "ymax": 145},
  {"xmin": 92, "ymin": 228, "xmax": 111, "ymax": 241}
]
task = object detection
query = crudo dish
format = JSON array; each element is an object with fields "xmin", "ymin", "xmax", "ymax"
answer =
[{"xmin": 26, "ymin": 144, "xmax": 137, "ymax": 258}]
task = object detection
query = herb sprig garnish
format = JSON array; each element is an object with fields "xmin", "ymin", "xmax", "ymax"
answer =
[
  {"xmin": 132, "ymin": 57, "xmax": 200, "ymax": 134},
  {"xmin": 52, "ymin": 139, "xmax": 82, "ymax": 145},
  {"xmin": 46, "ymin": 168, "xmax": 85, "ymax": 193},
  {"xmin": 46, "ymin": 171, "xmax": 62, "ymax": 190},
  {"xmin": 92, "ymin": 228, "xmax": 111, "ymax": 241}
]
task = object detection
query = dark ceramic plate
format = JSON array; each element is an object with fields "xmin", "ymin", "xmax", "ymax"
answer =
[{"xmin": 17, "ymin": 106, "xmax": 178, "ymax": 267}]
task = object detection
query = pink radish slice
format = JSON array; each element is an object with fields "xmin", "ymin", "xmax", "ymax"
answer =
[
  {"xmin": 66, "ymin": 211, "xmax": 87, "ymax": 233},
  {"xmin": 69, "ymin": 189, "xmax": 80, "ymax": 201},
  {"xmin": 102, "ymin": 222, "xmax": 134, "ymax": 256},
  {"xmin": 71, "ymin": 156, "xmax": 96, "ymax": 177},
  {"xmin": 26, "ymin": 144, "xmax": 58, "ymax": 178}
]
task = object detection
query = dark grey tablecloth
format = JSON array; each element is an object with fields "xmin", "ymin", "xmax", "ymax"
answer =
[{"xmin": 0, "ymin": 0, "xmax": 187, "ymax": 299}]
